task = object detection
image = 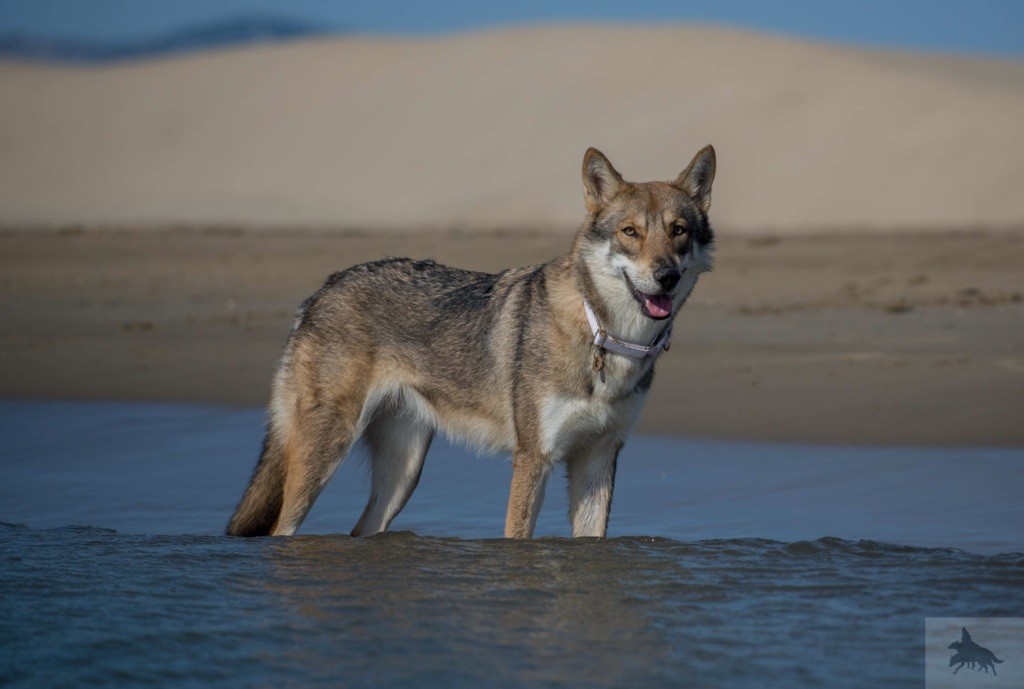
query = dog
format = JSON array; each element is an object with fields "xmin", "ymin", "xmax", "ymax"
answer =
[{"xmin": 227, "ymin": 145, "xmax": 717, "ymax": 538}]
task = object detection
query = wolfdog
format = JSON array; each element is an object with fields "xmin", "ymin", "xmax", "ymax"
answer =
[{"xmin": 227, "ymin": 145, "xmax": 717, "ymax": 538}]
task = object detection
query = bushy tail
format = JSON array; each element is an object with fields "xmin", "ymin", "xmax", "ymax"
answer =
[
  {"xmin": 226, "ymin": 432, "xmax": 285, "ymax": 536},
  {"xmin": 993, "ymin": 657, "xmax": 1004, "ymax": 664}
]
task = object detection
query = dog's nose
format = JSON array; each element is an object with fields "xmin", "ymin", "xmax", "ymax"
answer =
[{"xmin": 653, "ymin": 266, "xmax": 681, "ymax": 291}]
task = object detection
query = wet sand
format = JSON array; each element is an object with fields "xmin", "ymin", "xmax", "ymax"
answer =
[
  {"xmin": 3, "ymin": 400, "xmax": 1022, "ymax": 551},
  {"xmin": 1, "ymin": 226, "xmax": 1022, "ymax": 445}
]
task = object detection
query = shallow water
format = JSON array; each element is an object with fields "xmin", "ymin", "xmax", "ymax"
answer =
[{"xmin": 2, "ymin": 401, "xmax": 1023, "ymax": 687}]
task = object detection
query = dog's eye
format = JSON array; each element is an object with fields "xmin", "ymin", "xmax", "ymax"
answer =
[
  {"xmin": 672, "ymin": 224, "xmax": 687, "ymax": 237},
  {"xmin": 621, "ymin": 226, "xmax": 637, "ymax": 237}
]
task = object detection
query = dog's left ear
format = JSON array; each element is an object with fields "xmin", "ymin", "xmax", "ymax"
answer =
[{"xmin": 675, "ymin": 145, "xmax": 716, "ymax": 213}]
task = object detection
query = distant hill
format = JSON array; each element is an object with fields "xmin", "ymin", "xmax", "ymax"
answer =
[
  {"xmin": 1, "ymin": 25, "xmax": 1022, "ymax": 231},
  {"xmin": 0, "ymin": 15, "xmax": 335, "ymax": 63}
]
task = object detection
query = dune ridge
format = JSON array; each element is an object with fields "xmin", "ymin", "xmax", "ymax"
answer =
[{"xmin": 1, "ymin": 25, "xmax": 1022, "ymax": 232}]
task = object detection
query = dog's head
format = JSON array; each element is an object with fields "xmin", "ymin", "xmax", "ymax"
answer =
[{"xmin": 577, "ymin": 146, "xmax": 716, "ymax": 323}]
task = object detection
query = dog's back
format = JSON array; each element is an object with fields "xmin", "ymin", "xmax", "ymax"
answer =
[{"xmin": 294, "ymin": 258, "xmax": 507, "ymax": 395}]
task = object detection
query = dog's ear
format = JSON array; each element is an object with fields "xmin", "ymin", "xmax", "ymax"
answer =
[
  {"xmin": 582, "ymin": 148, "xmax": 625, "ymax": 212},
  {"xmin": 676, "ymin": 145, "xmax": 716, "ymax": 213}
]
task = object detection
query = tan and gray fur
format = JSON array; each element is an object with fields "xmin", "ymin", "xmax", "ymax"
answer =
[{"xmin": 227, "ymin": 145, "xmax": 717, "ymax": 539}]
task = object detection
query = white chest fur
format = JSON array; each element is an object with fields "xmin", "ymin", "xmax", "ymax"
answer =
[{"xmin": 538, "ymin": 377, "xmax": 647, "ymax": 461}]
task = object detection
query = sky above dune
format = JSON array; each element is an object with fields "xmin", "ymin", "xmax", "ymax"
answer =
[{"xmin": 0, "ymin": 0, "xmax": 1022, "ymax": 56}]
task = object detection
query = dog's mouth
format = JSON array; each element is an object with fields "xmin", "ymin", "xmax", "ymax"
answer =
[{"xmin": 622, "ymin": 271, "xmax": 673, "ymax": 320}]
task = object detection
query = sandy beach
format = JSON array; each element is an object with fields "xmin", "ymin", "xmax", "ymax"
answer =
[{"xmin": 2, "ymin": 226, "xmax": 1021, "ymax": 446}]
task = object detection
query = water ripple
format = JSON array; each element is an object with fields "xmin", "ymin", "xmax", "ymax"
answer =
[{"xmin": 3, "ymin": 527, "xmax": 1021, "ymax": 688}]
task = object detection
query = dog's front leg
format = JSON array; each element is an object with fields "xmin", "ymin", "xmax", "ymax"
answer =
[
  {"xmin": 504, "ymin": 447, "xmax": 551, "ymax": 538},
  {"xmin": 567, "ymin": 436, "xmax": 622, "ymax": 538}
]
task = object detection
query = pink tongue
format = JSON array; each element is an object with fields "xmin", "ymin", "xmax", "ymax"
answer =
[{"xmin": 644, "ymin": 294, "xmax": 673, "ymax": 318}]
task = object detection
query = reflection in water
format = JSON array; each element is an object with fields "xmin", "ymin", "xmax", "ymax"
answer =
[{"xmin": 263, "ymin": 534, "xmax": 672, "ymax": 687}]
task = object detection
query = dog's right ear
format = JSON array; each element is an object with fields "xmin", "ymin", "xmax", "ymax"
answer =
[{"xmin": 582, "ymin": 148, "xmax": 625, "ymax": 212}]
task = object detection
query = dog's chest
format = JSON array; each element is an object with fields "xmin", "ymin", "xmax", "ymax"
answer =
[{"xmin": 537, "ymin": 367, "xmax": 647, "ymax": 460}]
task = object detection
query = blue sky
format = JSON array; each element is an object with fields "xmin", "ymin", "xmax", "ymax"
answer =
[{"xmin": 1, "ymin": 0, "xmax": 1022, "ymax": 57}]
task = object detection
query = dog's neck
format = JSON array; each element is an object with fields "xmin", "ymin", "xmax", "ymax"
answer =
[
  {"xmin": 539, "ymin": 254, "xmax": 666, "ymax": 397},
  {"xmin": 571, "ymin": 251, "xmax": 670, "ymax": 349}
]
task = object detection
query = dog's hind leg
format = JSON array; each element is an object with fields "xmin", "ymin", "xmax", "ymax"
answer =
[
  {"xmin": 268, "ymin": 362, "xmax": 373, "ymax": 536},
  {"xmin": 270, "ymin": 405, "xmax": 362, "ymax": 536},
  {"xmin": 228, "ymin": 398, "xmax": 361, "ymax": 538},
  {"xmin": 351, "ymin": 408, "xmax": 433, "ymax": 537}
]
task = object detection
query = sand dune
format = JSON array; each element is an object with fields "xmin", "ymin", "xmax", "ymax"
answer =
[{"xmin": 1, "ymin": 25, "xmax": 1022, "ymax": 232}]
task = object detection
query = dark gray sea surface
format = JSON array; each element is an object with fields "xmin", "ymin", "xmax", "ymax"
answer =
[{"xmin": 2, "ymin": 401, "xmax": 1023, "ymax": 688}]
